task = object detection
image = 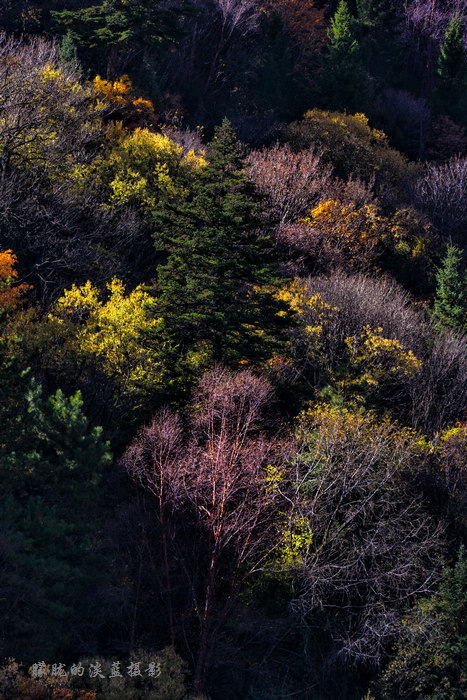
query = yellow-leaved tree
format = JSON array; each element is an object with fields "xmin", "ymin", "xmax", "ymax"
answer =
[
  {"xmin": 272, "ymin": 278, "xmax": 422, "ymax": 409},
  {"xmin": 92, "ymin": 73, "xmax": 158, "ymax": 128},
  {"xmin": 49, "ymin": 278, "xmax": 167, "ymax": 401},
  {"xmin": 74, "ymin": 126, "xmax": 207, "ymax": 215},
  {"xmin": 0, "ymin": 36, "xmax": 104, "ymax": 181},
  {"xmin": 286, "ymin": 110, "xmax": 414, "ymax": 191},
  {"xmin": 341, "ymin": 324, "xmax": 422, "ymax": 403},
  {"xmin": 298, "ymin": 199, "xmax": 399, "ymax": 270}
]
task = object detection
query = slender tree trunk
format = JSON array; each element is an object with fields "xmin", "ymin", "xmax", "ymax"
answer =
[
  {"xmin": 129, "ymin": 544, "xmax": 143, "ymax": 654},
  {"xmin": 160, "ymin": 509, "xmax": 176, "ymax": 648},
  {"xmin": 194, "ymin": 541, "xmax": 219, "ymax": 693}
]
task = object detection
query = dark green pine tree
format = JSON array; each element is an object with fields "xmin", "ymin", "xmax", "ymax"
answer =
[
  {"xmin": 432, "ymin": 245, "xmax": 467, "ymax": 330},
  {"xmin": 318, "ymin": 0, "xmax": 369, "ymax": 112},
  {"xmin": 435, "ymin": 15, "xmax": 467, "ymax": 126},
  {"xmin": 0, "ymin": 376, "xmax": 112, "ymax": 662},
  {"xmin": 355, "ymin": 0, "xmax": 403, "ymax": 88},
  {"xmin": 152, "ymin": 118, "xmax": 292, "ymax": 366},
  {"xmin": 52, "ymin": 0, "xmax": 187, "ymax": 79},
  {"xmin": 59, "ymin": 29, "xmax": 80, "ymax": 70}
]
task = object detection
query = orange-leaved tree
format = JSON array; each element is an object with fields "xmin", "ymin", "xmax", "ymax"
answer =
[
  {"xmin": 92, "ymin": 74, "xmax": 157, "ymax": 129},
  {"xmin": 0, "ymin": 250, "xmax": 30, "ymax": 313},
  {"xmin": 298, "ymin": 199, "xmax": 398, "ymax": 271}
]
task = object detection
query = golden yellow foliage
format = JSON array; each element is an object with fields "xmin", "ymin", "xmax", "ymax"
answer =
[
  {"xmin": 345, "ymin": 324, "xmax": 421, "ymax": 388},
  {"xmin": 92, "ymin": 74, "xmax": 157, "ymax": 128},
  {"xmin": 273, "ymin": 278, "xmax": 422, "ymax": 406},
  {"xmin": 275, "ymin": 279, "xmax": 337, "ymax": 360},
  {"xmin": 300, "ymin": 401, "xmax": 419, "ymax": 457},
  {"xmin": 93, "ymin": 74, "xmax": 133, "ymax": 106},
  {"xmin": 50, "ymin": 279, "xmax": 166, "ymax": 396},
  {"xmin": 0, "ymin": 55, "xmax": 103, "ymax": 179},
  {"xmin": 276, "ymin": 512, "xmax": 314, "ymax": 566},
  {"xmin": 299, "ymin": 199, "xmax": 398, "ymax": 269},
  {"xmin": 80, "ymin": 127, "xmax": 207, "ymax": 212},
  {"xmin": 287, "ymin": 109, "xmax": 414, "ymax": 187}
]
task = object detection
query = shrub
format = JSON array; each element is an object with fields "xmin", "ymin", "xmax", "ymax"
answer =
[
  {"xmin": 285, "ymin": 110, "xmax": 415, "ymax": 199},
  {"xmin": 412, "ymin": 155, "xmax": 467, "ymax": 246}
]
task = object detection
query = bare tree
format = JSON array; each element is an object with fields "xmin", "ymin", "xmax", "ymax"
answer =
[
  {"xmin": 197, "ymin": 0, "xmax": 260, "ymax": 102},
  {"xmin": 412, "ymin": 155, "xmax": 467, "ymax": 245},
  {"xmin": 247, "ymin": 142, "xmax": 333, "ymax": 225},
  {"xmin": 290, "ymin": 406, "xmax": 444, "ymax": 666},
  {"xmin": 121, "ymin": 408, "xmax": 185, "ymax": 650},
  {"xmin": 161, "ymin": 0, "xmax": 261, "ymax": 122},
  {"xmin": 284, "ymin": 272, "xmax": 466, "ymax": 432},
  {"xmin": 404, "ymin": 0, "xmax": 467, "ymax": 46},
  {"xmin": 409, "ymin": 326, "xmax": 467, "ymax": 432},
  {"xmin": 123, "ymin": 367, "xmax": 290, "ymax": 693},
  {"xmin": 307, "ymin": 271, "xmax": 429, "ymax": 357},
  {"xmin": 379, "ymin": 88, "xmax": 431, "ymax": 159}
]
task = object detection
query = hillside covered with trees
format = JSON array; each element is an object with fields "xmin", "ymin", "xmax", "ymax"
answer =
[{"xmin": 0, "ymin": 1, "xmax": 466, "ymax": 698}]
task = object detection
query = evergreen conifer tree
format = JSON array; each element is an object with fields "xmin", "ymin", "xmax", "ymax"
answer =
[
  {"xmin": 0, "ymin": 378, "xmax": 111, "ymax": 661},
  {"xmin": 318, "ymin": 0, "xmax": 368, "ymax": 112},
  {"xmin": 152, "ymin": 119, "xmax": 291, "ymax": 366},
  {"xmin": 59, "ymin": 29, "xmax": 80, "ymax": 71},
  {"xmin": 435, "ymin": 15, "xmax": 467, "ymax": 126},
  {"xmin": 52, "ymin": 0, "xmax": 186, "ymax": 79},
  {"xmin": 355, "ymin": 0, "xmax": 402, "ymax": 87},
  {"xmin": 432, "ymin": 245, "xmax": 467, "ymax": 330},
  {"xmin": 438, "ymin": 15, "xmax": 466, "ymax": 87}
]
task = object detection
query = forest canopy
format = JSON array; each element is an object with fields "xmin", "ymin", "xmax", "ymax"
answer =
[{"xmin": 0, "ymin": 2, "xmax": 466, "ymax": 699}]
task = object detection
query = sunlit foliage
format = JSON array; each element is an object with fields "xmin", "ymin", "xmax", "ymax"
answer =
[
  {"xmin": 49, "ymin": 278, "xmax": 167, "ymax": 399},
  {"xmin": 79, "ymin": 126, "xmax": 206, "ymax": 214},
  {"xmin": 290, "ymin": 402, "xmax": 442, "ymax": 665},
  {"xmin": 299, "ymin": 199, "xmax": 396, "ymax": 270},
  {"xmin": 0, "ymin": 250, "xmax": 30, "ymax": 312},
  {"xmin": 0, "ymin": 37, "xmax": 103, "ymax": 179},
  {"xmin": 286, "ymin": 110, "xmax": 414, "ymax": 195},
  {"xmin": 273, "ymin": 278, "xmax": 422, "ymax": 408},
  {"xmin": 92, "ymin": 73, "xmax": 158, "ymax": 128}
]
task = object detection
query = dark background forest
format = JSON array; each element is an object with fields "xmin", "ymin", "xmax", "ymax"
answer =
[{"xmin": 0, "ymin": 1, "xmax": 466, "ymax": 698}]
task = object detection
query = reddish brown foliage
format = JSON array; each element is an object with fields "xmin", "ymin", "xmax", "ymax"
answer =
[
  {"xmin": 123, "ymin": 366, "xmax": 290, "ymax": 693},
  {"xmin": 265, "ymin": 0, "xmax": 327, "ymax": 86},
  {"xmin": 247, "ymin": 142, "xmax": 332, "ymax": 225}
]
